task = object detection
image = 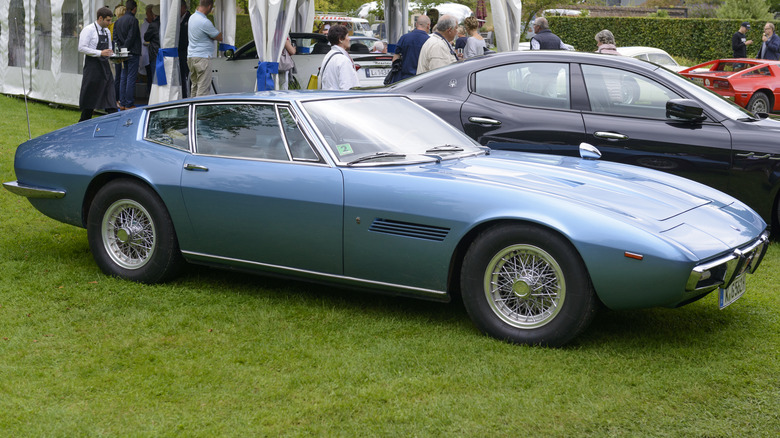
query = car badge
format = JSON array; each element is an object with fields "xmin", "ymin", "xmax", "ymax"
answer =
[{"xmin": 448, "ymin": 79, "xmax": 457, "ymax": 88}]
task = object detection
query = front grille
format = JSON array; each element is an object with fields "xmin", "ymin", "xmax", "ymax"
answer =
[{"xmin": 686, "ymin": 232, "xmax": 769, "ymax": 292}]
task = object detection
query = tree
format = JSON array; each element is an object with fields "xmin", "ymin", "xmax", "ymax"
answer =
[{"xmin": 716, "ymin": 0, "xmax": 773, "ymax": 20}]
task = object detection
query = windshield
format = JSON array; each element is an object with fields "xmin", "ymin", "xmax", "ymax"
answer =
[
  {"xmin": 303, "ymin": 96, "xmax": 482, "ymax": 165},
  {"xmin": 656, "ymin": 66, "xmax": 755, "ymax": 120}
]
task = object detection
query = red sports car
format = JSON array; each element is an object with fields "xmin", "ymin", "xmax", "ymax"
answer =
[{"xmin": 680, "ymin": 58, "xmax": 780, "ymax": 114}]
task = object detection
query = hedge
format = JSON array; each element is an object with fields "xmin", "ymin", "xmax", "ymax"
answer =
[{"xmin": 548, "ymin": 16, "xmax": 775, "ymax": 63}]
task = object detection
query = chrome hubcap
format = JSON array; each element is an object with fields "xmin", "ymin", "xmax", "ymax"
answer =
[
  {"xmin": 484, "ymin": 244, "xmax": 565, "ymax": 329},
  {"xmin": 101, "ymin": 199, "xmax": 156, "ymax": 270}
]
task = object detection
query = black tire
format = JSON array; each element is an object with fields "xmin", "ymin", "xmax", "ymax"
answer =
[
  {"xmin": 87, "ymin": 179, "xmax": 183, "ymax": 283},
  {"xmin": 747, "ymin": 92, "xmax": 770, "ymax": 114},
  {"xmin": 460, "ymin": 223, "xmax": 598, "ymax": 346}
]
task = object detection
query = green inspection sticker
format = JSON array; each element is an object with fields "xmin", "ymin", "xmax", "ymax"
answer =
[{"xmin": 336, "ymin": 143, "xmax": 354, "ymax": 155}]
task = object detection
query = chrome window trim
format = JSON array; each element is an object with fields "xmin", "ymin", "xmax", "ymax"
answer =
[
  {"xmin": 142, "ymin": 104, "xmax": 192, "ymax": 151},
  {"xmin": 189, "ymin": 101, "xmax": 329, "ymax": 166}
]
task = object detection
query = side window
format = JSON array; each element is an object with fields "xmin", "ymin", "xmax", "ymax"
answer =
[
  {"xmin": 582, "ymin": 64, "xmax": 681, "ymax": 118},
  {"xmin": 475, "ymin": 62, "xmax": 570, "ymax": 110},
  {"xmin": 195, "ymin": 104, "xmax": 290, "ymax": 161},
  {"xmin": 279, "ymin": 107, "xmax": 319, "ymax": 161},
  {"xmin": 145, "ymin": 106, "xmax": 190, "ymax": 150}
]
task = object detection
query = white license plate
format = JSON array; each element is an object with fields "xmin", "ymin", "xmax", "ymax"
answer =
[
  {"xmin": 719, "ymin": 273, "xmax": 746, "ymax": 309},
  {"xmin": 368, "ymin": 68, "xmax": 390, "ymax": 77},
  {"xmin": 691, "ymin": 77, "xmax": 704, "ymax": 85}
]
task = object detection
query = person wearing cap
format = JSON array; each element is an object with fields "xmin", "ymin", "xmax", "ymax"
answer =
[{"xmin": 732, "ymin": 22, "xmax": 753, "ymax": 58}]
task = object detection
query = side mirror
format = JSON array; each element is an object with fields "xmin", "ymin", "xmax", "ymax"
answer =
[
  {"xmin": 666, "ymin": 98, "xmax": 706, "ymax": 122},
  {"xmin": 579, "ymin": 142, "xmax": 602, "ymax": 160},
  {"xmin": 225, "ymin": 49, "xmax": 235, "ymax": 60}
]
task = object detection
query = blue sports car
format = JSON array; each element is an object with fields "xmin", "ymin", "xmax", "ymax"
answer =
[{"xmin": 3, "ymin": 92, "xmax": 769, "ymax": 346}]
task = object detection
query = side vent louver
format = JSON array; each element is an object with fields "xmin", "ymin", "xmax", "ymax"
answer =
[{"xmin": 369, "ymin": 218, "xmax": 450, "ymax": 241}]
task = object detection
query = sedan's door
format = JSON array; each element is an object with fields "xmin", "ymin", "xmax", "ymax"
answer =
[
  {"xmin": 578, "ymin": 64, "xmax": 732, "ymax": 191},
  {"xmin": 460, "ymin": 61, "xmax": 587, "ymax": 153},
  {"xmin": 179, "ymin": 102, "xmax": 344, "ymax": 275},
  {"xmin": 210, "ymin": 44, "xmax": 260, "ymax": 94}
]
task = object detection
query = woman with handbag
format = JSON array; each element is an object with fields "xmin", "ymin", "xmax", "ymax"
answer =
[{"xmin": 279, "ymin": 37, "xmax": 296, "ymax": 90}]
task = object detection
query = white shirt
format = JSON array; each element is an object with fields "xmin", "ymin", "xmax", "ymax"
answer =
[
  {"xmin": 417, "ymin": 33, "xmax": 457, "ymax": 74},
  {"xmin": 78, "ymin": 22, "xmax": 111, "ymax": 57},
  {"xmin": 319, "ymin": 46, "xmax": 359, "ymax": 90}
]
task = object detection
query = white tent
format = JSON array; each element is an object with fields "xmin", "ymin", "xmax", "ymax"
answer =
[
  {"xmin": 0, "ymin": 0, "xmax": 311, "ymax": 106},
  {"xmin": 1, "ymin": 0, "xmax": 522, "ymax": 106}
]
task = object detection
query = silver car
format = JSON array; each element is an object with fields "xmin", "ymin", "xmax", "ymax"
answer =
[{"xmin": 212, "ymin": 33, "xmax": 392, "ymax": 92}]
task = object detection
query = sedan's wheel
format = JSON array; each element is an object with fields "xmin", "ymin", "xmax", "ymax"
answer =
[
  {"xmin": 461, "ymin": 223, "xmax": 598, "ymax": 346},
  {"xmin": 621, "ymin": 76, "xmax": 640, "ymax": 104},
  {"xmin": 87, "ymin": 179, "xmax": 183, "ymax": 283},
  {"xmin": 747, "ymin": 93, "xmax": 770, "ymax": 114}
]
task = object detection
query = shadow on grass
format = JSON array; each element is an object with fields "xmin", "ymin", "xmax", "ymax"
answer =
[{"xmin": 174, "ymin": 262, "xmax": 475, "ymax": 331}]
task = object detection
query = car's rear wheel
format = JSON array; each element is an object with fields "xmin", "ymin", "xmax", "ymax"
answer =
[
  {"xmin": 747, "ymin": 92, "xmax": 770, "ymax": 114},
  {"xmin": 621, "ymin": 76, "xmax": 640, "ymax": 104},
  {"xmin": 460, "ymin": 223, "xmax": 598, "ymax": 346},
  {"xmin": 87, "ymin": 179, "xmax": 183, "ymax": 283}
]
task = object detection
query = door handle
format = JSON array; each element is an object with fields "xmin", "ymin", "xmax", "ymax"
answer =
[
  {"xmin": 594, "ymin": 131, "xmax": 628, "ymax": 140},
  {"xmin": 737, "ymin": 152, "xmax": 772, "ymax": 159},
  {"xmin": 184, "ymin": 164, "xmax": 209, "ymax": 171},
  {"xmin": 468, "ymin": 116, "xmax": 501, "ymax": 126}
]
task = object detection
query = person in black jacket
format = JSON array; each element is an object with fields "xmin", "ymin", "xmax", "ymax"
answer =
[
  {"xmin": 144, "ymin": 5, "xmax": 160, "ymax": 91},
  {"xmin": 113, "ymin": 0, "xmax": 141, "ymax": 109},
  {"xmin": 732, "ymin": 22, "xmax": 753, "ymax": 58},
  {"xmin": 179, "ymin": 1, "xmax": 191, "ymax": 97}
]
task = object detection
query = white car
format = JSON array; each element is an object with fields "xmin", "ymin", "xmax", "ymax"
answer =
[
  {"xmin": 211, "ymin": 33, "xmax": 392, "ymax": 93},
  {"xmin": 616, "ymin": 46, "xmax": 687, "ymax": 72}
]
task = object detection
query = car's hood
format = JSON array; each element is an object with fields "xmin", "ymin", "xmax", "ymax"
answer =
[{"xmin": 430, "ymin": 151, "xmax": 765, "ymax": 254}]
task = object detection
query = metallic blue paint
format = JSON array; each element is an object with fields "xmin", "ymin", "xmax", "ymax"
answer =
[{"xmin": 6, "ymin": 92, "xmax": 768, "ymax": 311}]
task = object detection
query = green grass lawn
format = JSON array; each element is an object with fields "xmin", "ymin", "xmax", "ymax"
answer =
[{"xmin": 1, "ymin": 95, "xmax": 778, "ymax": 436}]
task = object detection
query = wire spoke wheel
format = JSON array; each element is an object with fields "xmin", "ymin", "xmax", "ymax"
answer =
[
  {"xmin": 485, "ymin": 244, "xmax": 564, "ymax": 329},
  {"xmin": 461, "ymin": 223, "xmax": 597, "ymax": 346},
  {"xmin": 102, "ymin": 199, "xmax": 156, "ymax": 270}
]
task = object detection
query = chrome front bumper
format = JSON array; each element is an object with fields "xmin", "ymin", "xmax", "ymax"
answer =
[
  {"xmin": 686, "ymin": 232, "xmax": 770, "ymax": 293},
  {"xmin": 2, "ymin": 181, "xmax": 65, "ymax": 199}
]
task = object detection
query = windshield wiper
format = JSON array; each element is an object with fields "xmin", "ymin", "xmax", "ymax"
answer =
[
  {"xmin": 425, "ymin": 144, "xmax": 465, "ymax": 153},
  {"xmin": 347, "ymin": 152, "xmax": 407, "ymax": 166}
]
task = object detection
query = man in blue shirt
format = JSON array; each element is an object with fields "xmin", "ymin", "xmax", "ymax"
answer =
[
  {"xmin": 188, "ymin": 0, "xmax": 222, "ymax": 96},
  {"xmin": 390, "ymin": 14, "xmax": 430, "ymax": 83}
]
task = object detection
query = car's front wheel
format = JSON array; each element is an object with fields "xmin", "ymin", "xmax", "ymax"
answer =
[
  {"xmin": 747, "ymin": 92, "xmax": 770, "ymax": 114},
  {"xmin": 87, "ymin": 179, "xmax": 183, "ymax": 283},
  {"xmin": 460, "ymin": 223, "xmax": 598, "ymax": 346}
]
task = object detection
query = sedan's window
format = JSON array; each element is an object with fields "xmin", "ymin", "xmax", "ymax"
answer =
[
  {"xmin": 195, "ymin": 104, "xmax": 289, "ymax": 161},
  {"xmin": 582, "ymin": 65, "xmax": 681, "ymax": 118},
  {"xmin": 279, "ymin": 108, "xmax": 319, "ymax": 161},
  {"xmin": 145, "ymin": 106, "xmax": 189, "ymax": 150},
  {"xmin": 475, "ymin": 63, "xmax": 570, "ymax": 109},
  {"xmin": 646, "ymin": 53, "xmax": 676, "ymax": 67}
]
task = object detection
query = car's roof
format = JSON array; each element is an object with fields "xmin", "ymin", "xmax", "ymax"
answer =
[
  {"xmin": 616, "ymin": 46, "xmax": 672, "ymax": 56},
  {"xmin": 144, "ymin": 90, "xmax": 401, "ymax": 109}
]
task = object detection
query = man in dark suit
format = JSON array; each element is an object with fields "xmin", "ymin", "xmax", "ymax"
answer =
[
  {"xmin": 758, "ymin": 22, "xmax": 780, "ymax": 60},
  {"xmin": 113, "ymin": 0, "xmax": 141, "ymax": 109},
  {"xmin": 179, "ymin": 0, "xmax": 191, "ymax": 97}
]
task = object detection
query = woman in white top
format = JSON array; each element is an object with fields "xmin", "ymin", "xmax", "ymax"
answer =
[
  {"xmin": 319, "ymin": 25, "xmax": 359, "ymax": 90},
  {"xmin": 463, "ymin": 16, "xmax": 486, "ymax": 59}
]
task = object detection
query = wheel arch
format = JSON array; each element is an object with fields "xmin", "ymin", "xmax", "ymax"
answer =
[
  {"xmin": 81, "ymin": 172, "xmax": 160, "ymax": 228},
  {"xmin": 750, "ymin": 89, "xmax": 773, "ymax": 109},
  {"xmin": 447, "ymin": 218, "xmax": 594, "ymax": 300}
]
